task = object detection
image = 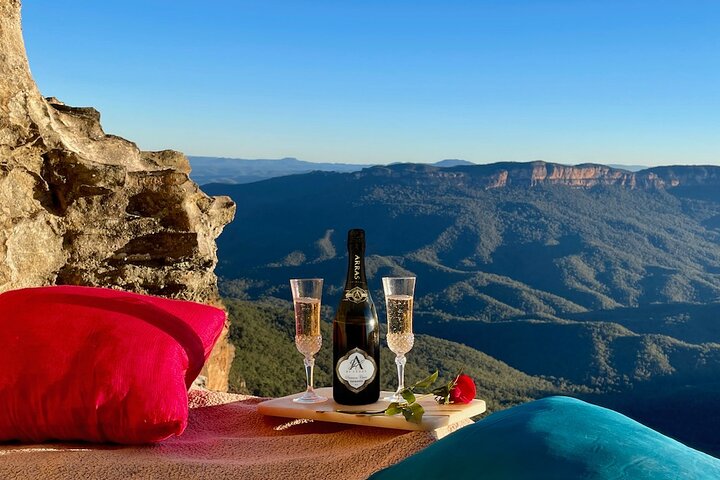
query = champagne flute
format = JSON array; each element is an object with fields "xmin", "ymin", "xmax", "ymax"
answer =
[
  {"xmin": 382, "ymin": 276, "xmax": 416, "ymax": 403},
  {"xmin": 290, "ymin": 278, "xmax": 327, "ymax": 403}
]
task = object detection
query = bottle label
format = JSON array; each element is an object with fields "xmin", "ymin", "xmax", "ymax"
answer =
[
  {"xmin": 344, "ymin": 287, "xmax": 368, "ymax": 304},
  {"xmin": 336, "ymin": 347, "xmax": 377, "ymax": 393}
]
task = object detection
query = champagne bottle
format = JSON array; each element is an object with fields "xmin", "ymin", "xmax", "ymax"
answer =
[{"xmin": 333, "ymin": 229, "xmax": 380, "ymax": 405}]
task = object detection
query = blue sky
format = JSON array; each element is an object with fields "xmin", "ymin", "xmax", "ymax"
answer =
[{"xmin": 21, "ymin": 1, "xmax": 720, "ymax": 165}]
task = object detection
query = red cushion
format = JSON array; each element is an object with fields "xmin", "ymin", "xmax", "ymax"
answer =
[{"xmin": 0, "ymin": 285, "xmax": 225, "ymax": 444}]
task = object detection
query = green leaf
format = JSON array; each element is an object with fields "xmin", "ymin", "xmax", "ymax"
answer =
[
  {"xmin": 401, "ymin": 407, "xmax": 413, "ymax": 422},
  {"xmin": 431, "ymin": 384, "xmax": 450, "ymax": 397},
  {"xmin": 409, "ymin": 402, "xmax": 425, "ymax": 422},
  {"xmin": 385, "ymin": 403, "xmax": 403, "ymax": 416},
  {"xmin": 412, "ymin": 370, "xmax": 439, "ymax": 390},
  {"xmin": 401, "ymin": 403, "xmax": 425, "ymax": 424},
  {"xmin": 401, "ymin": 388, "xmax": 416, "ymax": 404}
]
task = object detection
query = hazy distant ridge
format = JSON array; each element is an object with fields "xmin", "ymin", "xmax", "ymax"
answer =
[
  {"xmin": 189, "ymin": 156, "xmax": 497, "ymax": 185},
  {"xmin": 188, "ymin": 156, "xmax": 372, "ymax": 185}
]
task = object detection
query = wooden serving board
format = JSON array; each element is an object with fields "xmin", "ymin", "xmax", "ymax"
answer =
[{"xmin": 257, "ymin": 387, "xmax": 486, "ymax": 439}]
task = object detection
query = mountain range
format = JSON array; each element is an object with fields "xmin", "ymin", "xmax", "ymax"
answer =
[
  {"xmin": 204, "ymin": 160, "xmax": 720, "ymax": 455},
  {"xmin": 187, "ymin": 156, "xmax": 371, "ymax": 185},
  {"xmin": 188, "ymin": 156, "xmax": 651, "ymax": 185}
]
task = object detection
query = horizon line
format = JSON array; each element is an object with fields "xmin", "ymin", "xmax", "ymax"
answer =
[{"xmin": 186, "ymin": 155, "xmax": 720, "ymax": 170}]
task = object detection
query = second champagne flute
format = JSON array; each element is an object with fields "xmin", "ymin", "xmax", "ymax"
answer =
[{"xmin": 382, "ymin": 276, "xmax": 416, "ymax": 403}]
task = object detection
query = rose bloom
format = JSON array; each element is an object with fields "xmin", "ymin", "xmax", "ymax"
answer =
[{"xmin": 449, "ymin": 374, "xmax": 476, "ymax": 404}]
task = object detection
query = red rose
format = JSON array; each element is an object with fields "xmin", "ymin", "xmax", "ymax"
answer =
[{"xmin": 449, "ymin": 374, "xmax": 476, "ymax": 404}]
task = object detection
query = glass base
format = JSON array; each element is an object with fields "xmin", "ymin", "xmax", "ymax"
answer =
[
  {"xmin": 383, "ymin": 392, "xmax": 404, "ymax": 403},
  {"xmin": 293, "ymin": 390, "xmax": 327, "ymax": 404}
]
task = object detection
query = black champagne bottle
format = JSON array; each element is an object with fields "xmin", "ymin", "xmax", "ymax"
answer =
[{"xmin": 333, "ymin": 229, "xmax": 380, "ymax": 405}]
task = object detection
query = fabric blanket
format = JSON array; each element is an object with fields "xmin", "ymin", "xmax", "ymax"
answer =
[
  {"xmin": 0, "ymin": 389, "xmax": 435, "ymax": 480},
  {"xmin": 371, "ymin": 396, "xmax": 720, "ymax": 480}
]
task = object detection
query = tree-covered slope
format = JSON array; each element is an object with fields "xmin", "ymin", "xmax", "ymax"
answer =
[
  {"xmin": 225, "ymin": 298, "xmax": 567, "ymax": 412},
  {"xmin": 206, "ymin": 162, "xmax": 720, "ymax": 319},
  {"xmin": 208, "ymin": 161, "xmax": 720, "ymax": 455},
  {"xmin": 421, "ymin": 317, "xmax": 720, "ymax": 389}
]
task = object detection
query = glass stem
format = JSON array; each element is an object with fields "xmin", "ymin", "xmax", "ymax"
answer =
[
  {"xmin": 395, "ymin": 354, "xmax": 406, "ymax": 393},
  {"xmin": 304, "ymin": 356, "xmax": 315, "ymax": 392}
]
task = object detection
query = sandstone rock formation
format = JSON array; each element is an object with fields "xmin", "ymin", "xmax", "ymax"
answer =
[
  {"xmin": 1, "ymin": 0, "xmax": 236, "ymax": 390},
  {"xmin": 358, "ymin": 161, "xmax": 720, "ymax": 191},
  {"xmin": 489, "ymin": 162, "xmax": 720, "ymax": 190}
]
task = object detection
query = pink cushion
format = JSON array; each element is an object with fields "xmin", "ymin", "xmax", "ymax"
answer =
[{"xmin": 0, "ymin": 285, "xmax": 225, "ymax": 444}]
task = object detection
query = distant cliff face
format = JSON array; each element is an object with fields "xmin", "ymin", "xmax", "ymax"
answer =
[
  {"xmin": 489, "ymin": 162, "xmax": 638, "ymax": 188},
  {"xmin": 350, "ymin": 161, "xmax": 720, "ymax": 190},
  {"xmin": 643, "ymin": 166, "xmax": 720, "ymax": 188},
  {"xmin": 0, "ymin": 1, "xmax": 236, "ymax": 390}
]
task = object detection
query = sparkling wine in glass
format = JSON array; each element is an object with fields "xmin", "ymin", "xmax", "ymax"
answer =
[
  {"xmin": 290, "ymin": 278, "xmax": 327, "ymax": 404},
  {"xmin": 382, "ymin": 276, "xmax": 416, "ymax": 403}
]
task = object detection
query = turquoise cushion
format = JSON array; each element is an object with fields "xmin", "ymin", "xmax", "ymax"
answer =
[{"xmin": 371, "ymin": 396, "xmax": 720, "ymax": 479}]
